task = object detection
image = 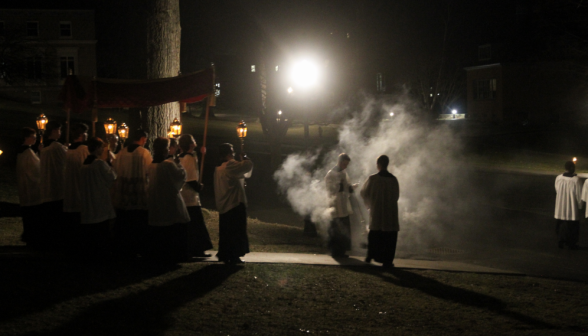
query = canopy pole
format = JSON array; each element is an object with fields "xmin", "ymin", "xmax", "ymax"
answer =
[
  {"xmin": 65, "ymin": 108, "xmax": 71, "ymax": 146},
  {"xmin": 199, "ymin": 95, "xmax": 211, "ymax": 182}
]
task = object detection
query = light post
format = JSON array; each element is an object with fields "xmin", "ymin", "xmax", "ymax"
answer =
[
  {"xmin": 36, "ymin": 114, "xmax": 48, "ymax": 144},
  {"xmin": 169, "ymin": 117, "xmax": 182, "ymax": 139},
  {"xmin": 236, "ymin": 120, "xmax": 247, "ymax": 153},
  {"xmin": 277, "ymin": 110, "xmax": 282, "ymax": 123}
]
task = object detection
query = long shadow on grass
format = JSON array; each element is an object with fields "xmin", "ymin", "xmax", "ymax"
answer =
[
  {"xmin": 26, "ymin": 264, "xmax": 241, "ymax": 336},
  {"xmin": 344, "ymin": 266, "xmax": 556, "ymax": 330},
  {"xmin": 0, "ymin": 257, "xmax": 181, "ymax": 323}
]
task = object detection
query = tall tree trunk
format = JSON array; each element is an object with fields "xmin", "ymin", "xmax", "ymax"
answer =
[{"xmin": 144, "ymin": 0, "xmax": 181, "ymax": 148}]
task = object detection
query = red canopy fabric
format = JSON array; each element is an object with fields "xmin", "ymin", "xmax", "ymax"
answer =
[
  {"xmin": 89, "ymin": 67, "xmax": 213, "ymax": 108},
  {"xmin": 60, "ymin": 67, "xmax": 214, "ymax": 111}
]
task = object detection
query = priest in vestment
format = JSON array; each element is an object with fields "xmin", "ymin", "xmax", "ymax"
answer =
[
  {"xmin": 112, "ymin": 129, "xmax": 152, "ymax": 255},
  {"xmin": 40, "ymin": 121, "xmax": 67, "ymax": 248},
  {"xmin": 16, "ymin": 127, "xmax": 43, "ymax": 246},
  {"xmin": 214, "ymin": 143, "xmax": 253, "ymax": 264},
  {"xmin": 554, "ymin": 161, "xmax": 583, "ymax": 250},
  {"xmin": 178, "ymin": 134, "xmax": 213, "ymax": 257},
  {"xmin": 360, "ymin": 155, "xmax": 400, "ymax": 268}
]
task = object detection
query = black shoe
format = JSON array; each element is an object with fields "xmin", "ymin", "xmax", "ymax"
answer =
[
  {"xmin": 382, "ymin": 263, "xmax": 395, "ymax": 269},
  {"xmin": 364, "ymin": 257, "xmax": 372, "ymax": 263},
  {"xmin": 193, "ymin": 252, "xmax": 212, "ymax": 258}
]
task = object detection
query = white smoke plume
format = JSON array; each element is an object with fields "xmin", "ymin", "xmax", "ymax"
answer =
[{"xmin": 274, "ymin": 92, "xmax": 478, "ymax": 250}]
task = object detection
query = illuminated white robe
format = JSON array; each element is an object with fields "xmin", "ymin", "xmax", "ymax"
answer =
[
  {"xmin": 179, "ymin": 153, "xmax": 201, "ymax": 207},
  {"xmin": 63, "ymin": 144, "xmax": 90, "ymax": 212},
  {"xmin": 214, "ymin": 159, "xmax": 253, "ymax": 214},
  {"xmin": 325, "ymin": 167, "xmax": 353, "ymax": 218},
  {"xmin": 80, "ymin": 158, "xmax": 117, "ymax": 224},
  {"xmin": 112, "ymin": 145, "xmax": 152, "ymax": 210},
  {"xmin": 16, "ymin": 146, "xmax": 42, "ymax": 207},
  {"xmin": 147, "ymin": 160, "xmax": 189, "ymax": 226},
  {"xmin": 582, "ymin": 179, "xmax": 588, "ymax": 218},
  {"xmin": 40, "ymin": 140, "xmax": 67, "ymax": 203},
  {"xmin": 554, "ymin": 174, "xmax": 583, "ymax": 221}
]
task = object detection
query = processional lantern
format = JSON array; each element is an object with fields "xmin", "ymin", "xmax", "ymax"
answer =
[
  {"xmin": 36, "ymin": 114, "xmax": 48, "ymax": 143},
  {"xmin": 169, "ymin": 118, "xmax": 182, "ymax": 138},
  {"xmin": 573, "ymin": 157, "xmax": 578, "ymax": 164},
  {"xmin": 104, "ymin": 118, "xmax": 117, "ymax": 135},
  {"xmin": 236, "ymin": 120, "xmax": 247, "ymax": 152},
  {"xmin": 118, "ymin": 123, "xmax": 129, "ymax": 141}
]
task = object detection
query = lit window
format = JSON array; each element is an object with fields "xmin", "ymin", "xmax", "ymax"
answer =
[
  {"xmin": 60, "ymin": 22, "xmax": 72, "ymax": 38},
  {"xmin": 26, "ymin": 21, "xmax": 38, "ymax": 37},
  {"xmin": 30, "ymin": 91, "xmax": 41, "ymax": 104},
  {"xmin": 251, "ymin": 65, "xmax": 256, "ymax": 72}
]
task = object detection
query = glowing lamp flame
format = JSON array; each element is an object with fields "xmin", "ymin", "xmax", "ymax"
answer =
[
  {"xmin": 36, "ymin": 114, "xmax": 48, "ymax": 131},
  {"xmin": 236, "ymin": 120, "xmax": 247, "ymax": 138},
  {"xmin": 118, "ymin": 123, "xmax": 129, "ymax": 140},
  {"xmin": 104, "ymin": 118, "xmax": 117, "ymax": 135},
  {"xmin": 573, "ymin": 157, "xmax": 577, "ymax": 164},
  {"xmin": 169, "ymin": 118, "xmax": 182, "ymax": 138}
]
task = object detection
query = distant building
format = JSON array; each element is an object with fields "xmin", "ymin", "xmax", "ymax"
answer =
[{"xmin": 0, "ymin": 9, "xmax": 96, "ymax": 105}]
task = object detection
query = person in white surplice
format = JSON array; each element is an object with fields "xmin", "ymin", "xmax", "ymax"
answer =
[
  {"xmin": 16, "ymin": 127, "xmax": 43, "ymax": 245},
  {"xmin": 63, "ymin": 123, "xmax": 90, "ymax": 237},
  {"xmin": 80, "ymin": 137, "xmax": 116, "ymax": 256},
  {"xmin": 145, "ymin": 137, "xmax": 190, "ymax": 260},
  {"xmin": 554, "ymin": 161, "xmax": 583, "ymax": 250},
  {"xmin": 40, "ymin": 120, "xmax": 67, "ymax": 247},
  {"xmin": 112, "ymin": 129, "xmax": 152, "ymax": 255}
]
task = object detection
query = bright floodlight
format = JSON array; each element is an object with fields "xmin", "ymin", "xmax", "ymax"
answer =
[
  {"xmin": 291, "ymin": 60, "xmax": 319, "ymax": 88},
  {"xmin": 278, "ymin": 110, "xmax": 282, "ymax": 115},
  {"xmin": 287, "ymin": 87, "xmax": 293, "ymax": 94},
  {"xmin": 390, "ymin": 112, "xmax": 394, "ymax": 117},
  {"xmin": 451, "ymin": 109, "xmax": 457, "ymax": 114}
]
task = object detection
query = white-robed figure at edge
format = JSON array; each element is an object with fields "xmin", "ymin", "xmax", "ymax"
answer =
[
  {"xmin": 555, "ymin": 161, "xmax": 583, "ymax": 250},
  {"xmin": 112, "ymin": 129, "xmax": 152, "ymax": 254},
  {"xmin": 214, "ymin": 143, "xmax": 253, "ymax": 264},
  {"xmin": 145, "ymin": 137, "xmax": 190, "ymax": 260},
  {"xmin": 80, "ymin": 137, "xmax": 116, "ymax": 256},
  {"xmin": 39, "ymin": 120, "xmax": 68, "ymax": 247},
  {"xmin": 178, "ymin": 134, "xmax": 213, "ymax": 258},
  {"xmin": 16, "ymin": 127, "xmax": 43, "ymax": 245},
  {"xmin": 63, "ymin": 123, "xmax": 90, "ymax": 234},
  {"xmin": 325, "ymin": 153, "xmax": 358, "ymax": 257},
  {"xmin": 360, "ymin": 155, "xmax": 400, "ymax": 269}
]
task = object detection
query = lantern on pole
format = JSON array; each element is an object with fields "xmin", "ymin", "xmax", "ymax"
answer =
[
  {"xmin": 236, "ymin": 120, "xmax": 247, "ymax": 153},
  {"xmin": 104, "ymin": 118, "xmax": 117, "ymax": 135},
  {"xmin": 169, "ymin": 117, "xmax": 182, "ymax": 138},
  {"xmin": 36, "ymin": 114, "xmax": 48, "ymax": 143},
  {"xmin": 118, "ymin": 123, "xmax": 129, "ymax": 141}
]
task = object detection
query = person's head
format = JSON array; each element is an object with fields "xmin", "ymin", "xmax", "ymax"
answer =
[
  {"xmin": 219, "ymin": 143, "xmax": 234, "ymax": 162},
  {"xmin": 565, "ymin": 161, "xmax": 575, "ymax": 174},
  {"xmin": 87, "ymin": 137, "xmax": 105, "ymax": 157},
  {"xmin": 168, "ymin": 137, "xmax": 179, "ymax": 156},
  {"xmin": 22, "ymin": 127, "xmax": 37, "ymax": 145},
  {"xmin": 71, "ymin": 123, "xmax": 89, "ymax": 142},
  {"xmin": 376, "ymin": 155, "xmax": 389, "ymax": 172},
  {"xmin": 152, "ymin": 137, "xmax": 170, "ymax": 161},
  {"xmin": 132, "ymin": 129, "xmax": 148, "ymax": 146},
  {"xmin": 178, "ymin": 134, "xmax": 196, "ymax": 153},
  {"xmin": 337, "ymin": 153, "xmax": 351, "ymax": 170},
  {"xmin": 45, "ymin": 121, "xmax": 62, "ymax": 140}
]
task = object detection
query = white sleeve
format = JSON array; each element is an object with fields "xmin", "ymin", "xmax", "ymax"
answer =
[{"xmin": 582, "ymin": 179, "xmax": 588, "ymax": 203}]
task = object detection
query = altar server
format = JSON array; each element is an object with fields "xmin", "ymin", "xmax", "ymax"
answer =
[
  {"xmin": 63, "ymin": 123, "xmax": 90, "ymax": 234},
  {"xmin": 214, "ymin": 143, "xmax": 253, "ymax": 264},
  {"xmin": 16, "ymin": 127, "xmax": 42, "ymax": 245},
  {"xmin": 79, "ymin": 137, "xmax": 116, "ymax": 255},
  {"xmin": 40, "ymin": 121, "xmax": 67, "ymax": 246},
  {"xmin": 554, "ymin": 161, "xmax": 583, "ymax": 250},
  {"xmin": 360, "ymin": 155, "xmax": 400, "ymax": 268},
  {"xmin": 145, "ymin": 137, "xmax": 190, "ymax": 260},
  {"xmin": 112, "ymin": 129, "xmax": 152, "ymax": 254},
  {"xmin": 178, "ymin": 134, "xmax": 213, "ymax": 257},
  {"xmin": 325, "ymin": 153, "xmax": 356, "ymax": 257}
]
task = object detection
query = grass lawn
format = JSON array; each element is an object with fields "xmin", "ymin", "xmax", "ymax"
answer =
[{"xmin": 1, "ymin": 166, "xmax": 588, "ymax": 335}]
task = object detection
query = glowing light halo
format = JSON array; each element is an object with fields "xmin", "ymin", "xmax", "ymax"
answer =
[{"xmin": 291, "ymin": 59, "xmax": 319, "ymax": 89}]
